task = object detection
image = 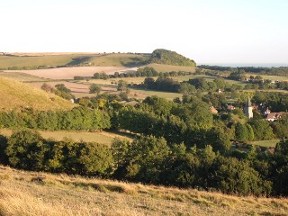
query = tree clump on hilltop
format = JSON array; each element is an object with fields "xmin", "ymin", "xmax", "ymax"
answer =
[{"xmin": 149, "ymin": 49, "xmax": 196, "ymax": 67}]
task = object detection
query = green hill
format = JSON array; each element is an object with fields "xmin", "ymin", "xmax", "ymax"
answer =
[
  {"xmin": 0, "ymin": 77, "xmax": 75, "ymax": 111},
  {"xmin": 149, "ymin": 49, "xmax": 196, "ymax": 67},
  {"xmin": 0, "ymin": 165, "xmax": 287, "ymax": 216}
]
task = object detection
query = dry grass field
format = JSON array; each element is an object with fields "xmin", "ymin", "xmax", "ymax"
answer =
[
  {"xmin": 0, "ymin": 77, "xmax": 74, "ymax": 111},
  {"xmin": 0, "ymin": 72, "xmax": 48, "ymax": 82},
  {"xmin": 0, "ymin": 165, "xmax": 288, "ymax": 216}
]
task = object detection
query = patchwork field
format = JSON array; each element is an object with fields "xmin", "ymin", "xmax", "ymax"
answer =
[
  {"xmin": 0, "ymin": 165, "xmax": 288, "ymax": 216},
  {"xmin": 4, "ymin": 66, "xmax": 128, "ymax": 80}
]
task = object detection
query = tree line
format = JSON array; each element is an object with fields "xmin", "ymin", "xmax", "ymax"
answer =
[
  {"xmin": 1, "ymin": 129, "xmax": 288, "ymax": 196},
  {"xmin": 74, "ymin": 67, "xmax": 193, "ymax": 80},
  {"xmin": 0, "ymin": 107, "xmax": 110, "ymax": 131}
]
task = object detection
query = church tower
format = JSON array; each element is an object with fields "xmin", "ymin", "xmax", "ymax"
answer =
[{"xmin": 244, "ymin": 98, "xmax": 253, "ymax": 119}]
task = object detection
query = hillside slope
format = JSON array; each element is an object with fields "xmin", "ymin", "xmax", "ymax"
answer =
[
  {"xmin": 0, "ymin": 53, "xmax": 149, "ymax": 70},
  {"xmin": 0, "ymin": 77, "xmax": 74, "ymax": 111},
  {"xmin": 0, "ymin": 165, "xmax": 287, "ymax": 216},
  {"xmin": 0, "ymin": 54, "xmax": 91, "ymax": 70}
]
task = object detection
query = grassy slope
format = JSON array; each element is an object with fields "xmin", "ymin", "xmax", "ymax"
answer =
[
  {"xmin": 0, "ymin": 72, "xmax": 48, "ymax": 82},
  {"xmin": 89, "ymin": 53, "xmax": 150, "ymax": 67},
  {"xmin": 0, "ymin": 166, "xmax": 288, "ymax": 216},
  {"xmin": 0, "ymin": 54, "xmax": 85, "ymax": 69},
  {"xmin": 0, "ymin": 77, "xmax": 74, "ymax": 111}
]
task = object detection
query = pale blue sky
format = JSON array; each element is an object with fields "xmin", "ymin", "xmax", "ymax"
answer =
[{"xmin": 1, "ymin": 0, "xmax": 287, "ymax": 65}]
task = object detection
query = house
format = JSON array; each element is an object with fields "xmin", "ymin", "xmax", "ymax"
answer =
[
  {"xmin": 264, "ymin": 108, "xmax": 271, "ymax": 116},
  {"xmin": 227, "ymin": 105, "xmax": 235, "ymax": 111},
  {"xmin": 266, "ymin": 112, "xmax": 285, "ymax": 122},
  {"xmin": 217, "ymin": 89, "xmax": 223, "ymax": 93}
]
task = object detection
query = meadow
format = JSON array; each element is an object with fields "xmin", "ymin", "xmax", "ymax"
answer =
[
  {"xmin": 250, "ymin": 139, "xmax": 279, "ymax": 148},
  {"xmin": 0, "ymin": 129, "xmax": 131, "ymax": 145},
  {"xmin": 128, "ymin": 89, "xmax": 182, "ymax": 100}
]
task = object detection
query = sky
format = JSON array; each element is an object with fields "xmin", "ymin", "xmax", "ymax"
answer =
[{"xmin": 0, "ymin": 0, "xmax": 288, "ymax": 65}]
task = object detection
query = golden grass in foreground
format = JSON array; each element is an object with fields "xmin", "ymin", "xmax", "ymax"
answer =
[
  {"xmin": 0, "ymin": 129, "xmax": 131, "ymax": 146},
  {"xmin": 0, "ymin": 166, "xmax": 287, "ymax": 216},
  {"xmin": 0, "ymin": 77, "xmax": 75, "ymax": 111}
]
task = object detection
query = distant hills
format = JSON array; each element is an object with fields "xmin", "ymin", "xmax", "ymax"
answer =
[
  {"xmin": 0, "ymin": 49, "xmax": 196, "ymax": 70},
  {"xmin": 0, "ymin": 77, "xmax": 74, "ymax": 111}
]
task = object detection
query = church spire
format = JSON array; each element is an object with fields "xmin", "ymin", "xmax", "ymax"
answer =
[{"xmin": 245, "ymin": 97, "xmax": 253, "ymax": 118}]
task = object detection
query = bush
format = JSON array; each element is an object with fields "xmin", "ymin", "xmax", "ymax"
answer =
[{"xmin": 5, "ymin": 130, "xmax": 47, "ymax": 171}]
